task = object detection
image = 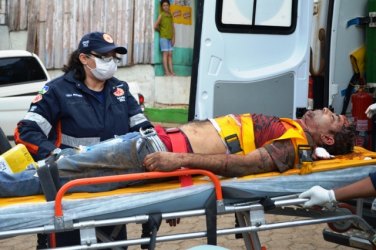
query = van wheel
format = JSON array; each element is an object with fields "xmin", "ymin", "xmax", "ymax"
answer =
[{"xmin": 0, "ymin": 127, "xmax": 12, "ymax": 154}]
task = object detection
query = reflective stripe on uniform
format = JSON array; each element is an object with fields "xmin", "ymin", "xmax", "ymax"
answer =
[
  {"xmin": 61, "ymin": 133, "xmax": 100, "ymax": 148},
  {"xmin": 129, "ymin": 113, "xmax": 148, "ymax": 128},
  {"xmin": 23, "ymin": 112, "xmax": 52, "ymax": 137}
]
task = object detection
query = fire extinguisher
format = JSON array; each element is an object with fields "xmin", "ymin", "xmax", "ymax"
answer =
[
  {"xmin": 308, "ymin": 76, "xmax": 314, "ymax": 110},
  {"xmin": 351, "ymin": 87, "xmax": 373, "ymax": 148}
]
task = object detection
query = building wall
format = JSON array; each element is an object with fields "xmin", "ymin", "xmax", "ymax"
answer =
[
  {"xmin": 6, "ymin": 0, "xmax": 155, "ymax": 69},
  {"xmin": 1, "ymin": 3, "xmax": 191, "ymax": 108}
]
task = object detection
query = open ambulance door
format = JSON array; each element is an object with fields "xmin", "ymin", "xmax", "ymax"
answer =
[
  {"xmin": 188, "ymin": 0, "xmax": 313, "ymax": 120},
  {"xmin": 326, "ymin": 0, "xmax": 368, "ymax": 114}
]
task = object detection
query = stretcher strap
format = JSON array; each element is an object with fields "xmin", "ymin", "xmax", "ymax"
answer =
[
  {"xmin": 212, "ymin": 114, "xmax": 256, "ymax": 155},
  {"xmin": 141, "ymin": 213, "xmax": 162, "ymax": 250},
  {"xmin": 37, "ymin": 155, "xmax": 61, "ymax": 201},
  {"xmin": 36, "ymin": 155, "xmax": 62, "ymax": 248},
  {"xmin": 300, "ymin": 162, "xmax": 313, "ymax": 174},
  {"xmin": 166, "ymin": 128, "xmax": 193, "ymax": 187},
  {"xmin": 205, "ymin": 192, "xmax": 217, "ymax": 245}
]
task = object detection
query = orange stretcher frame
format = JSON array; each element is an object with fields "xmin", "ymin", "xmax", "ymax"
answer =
[
  {"xmin": 0, "ymin": 147, "xmax": 376, "ymax": 249},
  {"xmin": 48, "ymin": 169, "xmax": 223, "ymax": 248},
  {"xmin": 1, "ymin": 147, "xmax": 376, "ymax": 249},
  {"xmin": 49, "ymin": 146, "xmax": 376, "ymax": 248},
  {"xmin": 54, "ymin": 169, "xmax": 223, "ymax": 217}
]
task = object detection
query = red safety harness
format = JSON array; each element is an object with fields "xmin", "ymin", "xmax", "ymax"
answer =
[{"xmin": 162, "ymin": 127, "xmax": 194, "ymax": 187}]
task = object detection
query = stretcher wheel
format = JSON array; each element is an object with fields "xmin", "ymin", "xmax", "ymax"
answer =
[{"xmin": 327, "ymin": 203, "xmax": 356, "ymax": 233}]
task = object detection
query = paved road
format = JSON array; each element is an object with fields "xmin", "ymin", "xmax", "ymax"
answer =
[{"xmin": 0, "ymin": 213, "xmax": 355, "ymax": 249}]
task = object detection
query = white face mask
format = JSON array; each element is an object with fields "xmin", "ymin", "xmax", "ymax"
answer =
[{"xmin": 87, "ymin": 57, "xmax": 117, "ymax": 81}]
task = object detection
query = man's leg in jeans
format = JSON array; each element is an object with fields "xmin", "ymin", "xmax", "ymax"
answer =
[
  {"xmin": 0, "ymin": 169, "xmax": 42, "ymax": 197},
  {"xmin": 57, "ymin": 131, "xmax": 167, "ymax": 185},
  {"xmin": 0, "ymin": 131, "xmax": 167, "ymax": 198},
  {"xmin": 57, "ymin": 132, "xmax": 145, "ymax": 179},
  {"xmin": 53, "ymin": 131, "xmax": 166, "ymax": 248}
]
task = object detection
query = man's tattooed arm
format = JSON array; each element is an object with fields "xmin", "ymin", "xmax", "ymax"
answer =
[{"xmin": 143, "ymin": 148, "xmax": 277, "ymax": 177}]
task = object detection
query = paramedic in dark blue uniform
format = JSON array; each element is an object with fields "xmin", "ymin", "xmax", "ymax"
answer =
[
  {"xmin": 15, "ymin": 31, "xmax": 153, "ymax": 161},
  {"xmin": 300, "ymin": 104, "xmax": 376, "ymax": 208},
  {"xmin": 14, "ymin": 31, "xmax": 152, "ymax": 248}
]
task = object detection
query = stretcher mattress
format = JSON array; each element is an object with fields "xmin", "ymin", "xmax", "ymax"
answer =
[{"xmin": 1, "ymin": 147, "xmax": 376, "ymax": 233}]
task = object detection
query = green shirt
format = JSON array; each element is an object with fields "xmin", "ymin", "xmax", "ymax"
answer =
[{"xmin": 159, "ymin": 12, "xmax": 173, "ymax": 40}]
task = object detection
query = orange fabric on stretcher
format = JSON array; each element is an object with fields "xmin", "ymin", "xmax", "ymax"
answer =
[{"xmin": 1, "ymin": 146, "xmax": 376, "ymax": 208}]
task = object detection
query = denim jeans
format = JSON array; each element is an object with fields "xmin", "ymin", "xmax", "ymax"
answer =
[{"xmin": 0, "ymin": 132, "xmax": 157, "ymax": 197}]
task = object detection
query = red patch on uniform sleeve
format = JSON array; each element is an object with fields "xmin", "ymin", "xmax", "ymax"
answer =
[
  {"xmin": 32, "ymin": 94, "xmax": 43, "ymax": 103},
  {"xmin": 114, "ymin": 88, "xmax": 124, "ymax": 96}
]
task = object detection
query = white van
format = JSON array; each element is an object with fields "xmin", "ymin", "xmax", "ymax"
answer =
[
  {"xmin": 188, "ymin": 1, "xmax": 374, "ymax": 247},
  {"xmin": 0, "ymin": 50, "xmax": 50, "ymax": 146}
]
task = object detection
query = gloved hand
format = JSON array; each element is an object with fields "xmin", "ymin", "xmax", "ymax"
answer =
[
  {"xmin": 314, "ymin": 147, "xmax": 334, "ymax": 159},
  {"xmin": 299, "ymin": 185, "xmax": 336, "ymax": 208},
  {"xmin": 365, "ymin": 103, "xmax": 376, "ymax": 119}
]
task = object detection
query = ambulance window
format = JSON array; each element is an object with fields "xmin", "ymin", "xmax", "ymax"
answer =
[
  {"xmin": 255, "ymin": 0, "xmax": 292, "ymax": 27},
  {"xmin": 222, "ymin": 0, "xmax": 254, "ymax": 25},
  {"xmin": 217, "ymin": 0, "xmax": 297, "ymax": 34}
]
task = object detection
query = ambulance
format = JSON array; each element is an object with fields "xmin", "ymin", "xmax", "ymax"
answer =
[
  {"xmin": 188, "ymin": 1, "xmax": 376, "ymax": 247},
  {"xmin": 189, "ymin": 0, "xmax": 375, "ymax": 124}
]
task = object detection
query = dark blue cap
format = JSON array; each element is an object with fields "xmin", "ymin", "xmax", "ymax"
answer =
[{"xmin": 78, "ymin": 32, "xmax": 127, "ymax": 54}]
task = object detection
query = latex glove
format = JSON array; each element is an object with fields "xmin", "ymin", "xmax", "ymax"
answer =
[
  {"xmin": 299, "ymin": 185, "xmax": 336, "ymax": 208},
  {"xmin": 314, "ymin": 147, "xmax": 334, "ymax": 159},
  {"xmin": 365, "ymin": 103, "xmax": 376, "ymax": 119}
]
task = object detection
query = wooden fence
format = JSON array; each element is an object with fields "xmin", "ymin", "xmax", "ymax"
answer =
[
  {"xmin": 6, "ymin": 0, "xmax": 154, "ymax": 69},
  {"xmin": 0, "ymin": 0, "xmax": 6, "ymax": 25}
]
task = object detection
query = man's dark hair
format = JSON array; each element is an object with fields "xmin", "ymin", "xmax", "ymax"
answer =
[
  {"xmin": 323, "ymin": 123, "xmax": 356, "ymax": 155},
  {"xmin": 62, "ymin": 49, "xmax": 86, "ymax": 82}
]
